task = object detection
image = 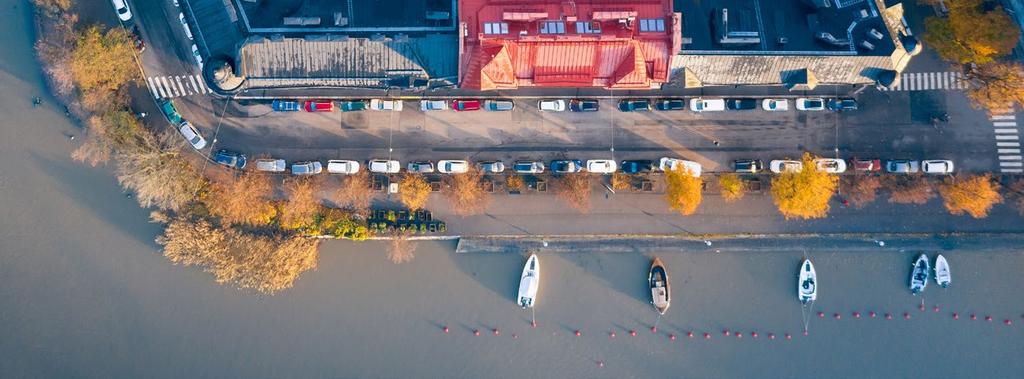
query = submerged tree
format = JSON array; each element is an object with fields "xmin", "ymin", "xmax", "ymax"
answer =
[
  {"xmin": 770, "ymin": 153, "xmax": 838, "ymax": 219},
  {"xmin": 387, "ymin": 230, "xmax": 418, "ymax": 264},
  {"xmin": 114, "ymin": 131, "xmax": 206, "ymax": 211}
]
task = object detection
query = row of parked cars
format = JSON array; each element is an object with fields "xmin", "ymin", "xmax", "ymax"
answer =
[{"xmin": 733, "ymin": 158, "xmax": 954, "ymax": 174}]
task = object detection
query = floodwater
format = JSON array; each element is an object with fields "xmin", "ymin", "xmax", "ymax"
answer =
[{"xmin": 3, "ymin": 1, "xmax": 1024, "ymax": 378}]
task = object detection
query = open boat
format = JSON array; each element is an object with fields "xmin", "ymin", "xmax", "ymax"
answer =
[
  {"xmin": 798, "ymin": 259, "xmax": 817, "ymax": 304},
  {"xmin": 909, "ymin": 253, "xmax": 930, "ymax": 295},
  {"xmin": 934, "ymin": 254, "xmax": 951, "ymax": 288},
  {"xmin": 517, "ymin": 254, "xmax": 539, "ymax": 309},
  {"xmin": 649, "ymin": 258, "xmax": 670, "ymax": 315}
]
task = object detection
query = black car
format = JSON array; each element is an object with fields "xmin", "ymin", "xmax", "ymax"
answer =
[
  {"xmin": 569, "ymin": 99, "xmax": 599, "ymax": 112},
  {"xmin": 620, "ymin": 160, "xmax": 655, "ymax": 174},
  {"xmin": 618, "ymin": 99, "xmax": 651, "ymax": 112},
  {"xmin": 654, "ymin": 99, "xmax": 686, "ymax": 111},
  {"xmin": 827, "ymin": 98, "xmax": 858, "ymax": 112},
  {"xmin": 550, "ymin": 159, "xmax": 583, "ymax": 174},
  {"xmin": 213, "ymin": 149, "xmax": 247, "ymax": 170},
  {"xmin": 733, "ymin": 159, "xmax": 764, "ymax": 173},
  {"xmin": 726, "ymin": 98, "xmax": 758, "ymax": 110}
]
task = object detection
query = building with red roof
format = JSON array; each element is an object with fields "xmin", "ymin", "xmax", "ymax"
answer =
[{"xmin": 459, "ymin": 0, "xmax": 681, "ymax": 90}]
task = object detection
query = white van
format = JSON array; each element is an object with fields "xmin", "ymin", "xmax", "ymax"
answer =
[
  {"xmin": 327, "ymin": 160, "xmax": 360, "ymax": 174},
  {"xmin": 689, "ymin": 98, "xmax": 726, "ymax": 112}
]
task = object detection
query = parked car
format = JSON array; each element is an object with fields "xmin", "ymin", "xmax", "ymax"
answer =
[
  {"xmin": 111, "ymin": 0, "xmax": 132, "ymax": 21},
  {"xmin": 326, "ymin": 160, "xmax": 360, "ymax": 174},
  {"xmin": 304, "ymin": 100, "xmax": 334, "ymax": 112},
  {"xmin": 438, "ymin": 160, "xmax": 469, "ymax": 174},
  {"xmin": 254, "ymin": 158, "xmax": 287, "ymax": 172},
  {"xmin": 796, "ymin": 98, "xmax": 826, "ymax": 111},
  {"xmin": 369, "ymin": 99, "xmax": 403, "ymax": 111},
  {"xmin": 770, "ymin": 160, "xmax": 803, "ymax": 174},
  {"xmin": 620, "ymin": 160, "xmax": 655, "ymax": 174},
  {"xmin": 659, "ymin": 157, "xmax": 702, "ymax": 177},
  {"xmin": 654, "ymin": 99, "xmax": 686, "ymax": 111},
  {"xmin": 130, "ymin": 25, "xmax": 145, "ymax": 53},
  {"xmin": 339, "ymin": 100, "xmax": 368, "ymax": 112},
  {"xmin": 177, "ymin": 121, "xmax": 206, "ymax": 150},
  {"xmin": 762, "ymin": 99, "xmax": 789, "ymax": 111},
  {"xmin": 726, "ymin": 98, "xmax": 758, "ymax": 110},
  {"xmin": 585, "ymin": 159, "xmax": 617, "ymax": 174},
  {"xmin": 885, "ymin": 159, "xmax": 919, "ymax": 174},
  {"xmin": 190, "ymin": 44, "xmax": 203, "ymax": 69},
  {"xmin": 484, "ymin": 100, "xmax": 515, "ymax": 111},
  {"xmin": 213, "ymin": 150, "xmax": 246, "ymax": 170},
  {"xmin": 420, "ymin": 100, "xmax": 448, "ymax": 111},
  {"xmin": 368, "ymin": 159, "xmax": 401, "ymax": 174},
  {"xmin": 569, "ymin": 99, "xmax": 599, "ymax": 112},
  {"xmin": 814, "ymin": 158, "xmax": 847, "ymax": 173},
  {"xmin": 690, "ymin": 98, "xmax": 726, "ymax": 112},
  {"xmin": 513, "ymin": 160, "xmax": 545, "ymax": 174},
  {"xmin": 852, "ymin": 158, "xmax": 881, "ymax": 172},
  {"xmin": 827, "ymin": 98, "xmax": 858, "ymax": 112},
  {"xmin": 271, "ymin": 100, "xmax": 300, "ymax": 112},
  {"xmin": 551, "ymin": 159, "xmax": 583, "ymax": 174},
  {"xmin": 291, "ymin": 161, "xmax": 323, "ymax": 175},
  {"xmin": 406, "ymin": 161, "xmax": 435, "ymax": 173},
  {"xmin": 158, "ymin": 99, "xmax": 183, "ymax": 124},
  {"xmin": 477, "ymin": 161, "xmax": 505, "ymax": 174},
  {"xmin": 734, "ymin": 159, "xmax": 764, "ymax": 173},
  {"xmin": 452, "ymin": 99, "xmax": 481, "ymax": 111},
  {"xmin": 922, "ymin": 159, "xmax": 954, "ymax": 174},
  {"xmin": 538, "ymin": 99, "xmax": 566, "ymax": 112},
  {"xmin": 178, "ymin": 13, "xmax": 193, "ymax": 40},
  {"xmin": 618, "ymin": 99, "xmax": 651, "ymax": 112}
]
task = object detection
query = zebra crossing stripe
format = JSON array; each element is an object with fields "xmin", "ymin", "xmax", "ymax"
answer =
[
  {"xmin": 1002, "ymin": 168, "xmax": 1024, "ymax": 173},
  {"xmin": 158, "ymin": 77, "xmax": 173, "ymax": 97},
  {"xmin": 194, "ymin": 74, "xmax": 208, "ymax": 93},
  {"xmin": 999, "ymin": 149, "xmax": 1021, "ymax": 154},
  {"xmin": 994, "ymin": 129, "xmax": 1018, "ymax": 134},
  {"xmin": 188, "ymin": 75, "xmax": 200, "ymax": 95},
  {"xmin": 992, "ymin": 115, "xmax": 1016, "ymax": 120},
  {"xmin": 1000, "ymin": 161, "xmax": 1023, "ymax": 167},
  {"xmin": 176, "ymin": 76, "xmax": 190, "ymax": 96},
  {"xmin": 146, "ymin": 77, "xmax": 161, "ymax": 99},
  {"xmin": 996, "ymin": 135, "xmax": 1019, "ymax": 140},
  {"xmin": 999, "ymin": 155, "xmax": 1022, "ymax": 160},
  {"xmin": 994, "ymin": 122, "xmax": 1018, "ymax": 127},
  {"xmin": 997, "ymin": 142, "xmax": 1020, "ymax": 147}
]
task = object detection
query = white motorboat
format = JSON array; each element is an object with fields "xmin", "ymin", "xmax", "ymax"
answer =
[
  {"xmin": 909, "ymin": 254, "xmax": 930, "ymax": 295},
  {"xmin": 649, "ymin": 258, "xmax": 670, "ymax": 315},
  {"xmin": 934, "ymin": 254, "xmax": 951, "ymax": 288},
  {"xmin": 798, "ymin": 259, "xmax": 817, "ymax": 304},
  {"xmin": 517, "ymin": 254, "xmax": 539, "ymax": 309}
]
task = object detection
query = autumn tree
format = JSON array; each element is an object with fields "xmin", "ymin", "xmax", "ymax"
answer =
[
  {"xmin": 33, "ymin": 0, "xmax": 72, "ymax": 14},
  {"xmin": 336, "ymin": 170, "xmax": 373, "ymax": 216},
  {"xmin": 556, "ymin": 173, "xmax": 592, "ymax": 213},
  {"xmin": 70, "ymin": 25, "xmax": 139, "ymax": 112},
  {"xmin": 207, "ymin": 171, "xmax": 278, "ymax": 226},
  {"xmin": 664, "ymin": 166, "xmax": 703, "ymax": 215},
  {"xmin": 399, "ymin": 173, "xmax": 431, "ymax": 210},
  {"xmin": 885, "ymin": 175, "xmax": 935, "ymax": 204},
  {"xmin": 842, "ymin": 174, "xmax": 882, "ymax": 208},
  {"xmin": 923, "ymin": 0, "xmax": 1020, "ymax": 64},
  {"xmin": 964, "ymin": 62, "xmax": 1024, "ymax": 113},
  {"xmin": 279, "ymin": 177, "xmax": 322, "ymax": 229},
  {"xmin": 72, "ymin": 109, "xmax": 145, "ymax": 166},
  {"xmin": 718, "ymin": 173, "xmax": 744, "ymax": 202},
  {"xmin": 939, "ymin": 174, "xmax": 1003, "ymax": 218},
  {"xmin": 770, "ymin": 153, "xmax": 839, "ymax": 219},
  {"xmin": 611, "ymin": 172, "xmax": 632, "ymax": 191},
  {"xmin": 443, "ymin": 167, "xmax": 491, "ymax": 216},
  {"xmin": 387, "ymin": 230, "xmax": 418, "ymax": 264},
  {"xmin": 114, "ymin": 131, "xmax": 206, "ymax": 211},
  {"xmin": 506, "ymin": 175, "xmax": 524, "ymax": 192}
]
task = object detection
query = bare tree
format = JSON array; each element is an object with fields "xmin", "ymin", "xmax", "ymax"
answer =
[
  {"xmin": 842, "ymin": 174, "xmax": 882, "ymax": 208},
  {"xmin": 884, "ymin": 175, "xmax": 935, "ymax": 204},
  {"xmin": 556, "ymin": 173, "xmax": 592, "ymax": 213},
  {"xmin": 280, "ymin": 177, "xmax": 323, "ymax": 230},
  {"xmin": 443, "ymin": 167, "xmax": 491, "ymax": 216},
  {"xmin": 114, "ymin": 131, "xmax": 206, "ymax": 211},
  {"xmin": 336, "ymin": 170, "xmax": 374, "ymax": 216},
  {"xmin": 207, "ymin": 171, "xmax": 278, "ymax": 226}
]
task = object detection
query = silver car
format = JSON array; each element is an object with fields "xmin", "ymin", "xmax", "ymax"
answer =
[
  {"xmin": 477, "ymin": 161, "xmax": 505, "ymax": 173},
  {"xmin": 176, "ymin": 121, "xmax": 206, "ymax": 150},
  {"xmin": 886, "ymin": 160, "xmax": 920, "ymax": 174},
  {"xmin": 291, "ymin": 161, "xmax": 323, "ymax": 175},
  {"xmin": 513, "ymin": 160, "xmax": 545, "ymax": 174},
  {"xmin": 254, "ymin": 158, "xmax": 287, "ymax": 172},
  {"xmin": 407, "ymin": 161, "xmax": 435, "ymax": 173}
]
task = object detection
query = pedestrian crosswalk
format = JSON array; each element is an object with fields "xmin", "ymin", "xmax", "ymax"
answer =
[
  {"xmin": 879, "ymin": 71, "xmax": 970, "ymax": 92},
  {"xmin": 991, "ymin": 111, "xmax": 1022, "ymax": 173},
  {"xmin": 146, "ymin": 74, "xmax": 211, "ymax": 99}
]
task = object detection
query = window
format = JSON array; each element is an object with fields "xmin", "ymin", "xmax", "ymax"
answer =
[
  {"xmin": 639, "ymin": 18, "xmax": 665, "ymax": 32},
  {"xmin": 483, "ymin": 22, "xmax": 509, "ymax": 35},
  {"xmin": 575, "ymin": 21, "xmax": 601, "ymax": 34},
  {"xmin": 539, "ymin": 21, "xmax": 566, "ymax": 34}
]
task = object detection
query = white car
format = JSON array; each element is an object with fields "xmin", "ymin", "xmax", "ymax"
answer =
[
  {"xmin": 190, "ymin": 44, "xmax": 203, "ymax": 69},
  {"xmin": 585, "ymin": 159, "xmax": 617, "ymax": 174},
  {"xmin": 369, "ymin": 99, "xmax": 403, "ymax": 111},
  {"xmin": 689, "ymin": 98, "xmax": 726, "ymax": 112},
  {"xmin": 437, "ymin": 160, "xmax": 469, "ymax": 174},
  {"xmin": 796, "ymin": 98, "xmax": 826, "ymax": 111},
  {"xmin": 770, "ymin": 160, "xmax": 804, "ymax": 173},
  {"xmin": 254, "ymin": 158, "xmax": 287, "ymax": 172},
  {"xmin": 326, "ymin": 159, "xmax": 360, "ymax": 174},
  {"xmin": 173, "ymin": 0, "xmax": 179, "ymax": 7},
  {"xmin": 178, "ymin": 13, "xmax": 193, "ymax": 40},
  {"xmin": 538, "ymin": 99, "xmax": 566, "ymax": 112},
  {"xmin": 814, "ymin": 158, "xmax": 847, "ymax": 173},
  {"xmin": 659, "ymin": 157, "xmax": 702, "ymax": 177},
  {"xmin": 406, "ymin": 161, "xmax": 435, "ymax": 173},
  {"xmin": 177, "ymin": 121, "xmax": 206, "ymax": 150},
  {"xmin": 112, "ymin": 0, "xmax": 132, "ymax": 21},
  {"xmin": 291, "ymin": 161, "xmax": 323, "ymax": 175},
  {"xmin": 420, "ymin": 100, "xmax": 448, "ymax": 111},
  {"xmin": 922, "ymin": 160, "xmax": 954, "ymax": 174},
  {"xmin": 762, "ymin": 99, "xmax": 789, "ymax": 111},
  {"xmin": 368, "ymin": 159, "xmax": 400, "ymax": 174}
]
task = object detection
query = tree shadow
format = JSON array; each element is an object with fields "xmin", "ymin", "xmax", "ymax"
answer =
[
  {"xmin": 451, "ymin": 250, "xmax": 527, "ymax": 305},
  {"xmin": 559, "ymin": 251, "xmax": 651, "ymax": 306}
]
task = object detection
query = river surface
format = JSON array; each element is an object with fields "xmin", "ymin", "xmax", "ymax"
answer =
[{"xmin": 2, "ymin": 1, "xmax": 1024, "ymax": 378}]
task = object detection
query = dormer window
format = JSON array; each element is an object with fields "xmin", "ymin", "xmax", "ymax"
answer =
[
  {"xmin": 483, "ymin": 22, "xmax": 509, "ymax": 35},
  {"xmin": 539, "ymin": 21, "xmax": 566, "ymax": 34},
  {"xmin": 639, "ymin": 18, "xmax": 665, "ymax": 32},
  {"xmin": 575, "ymin": 21, "xmax": 601, "ymax": 34}
]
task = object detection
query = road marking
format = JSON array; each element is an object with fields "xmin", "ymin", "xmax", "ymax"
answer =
[
  {"xmin": 158, "ymin": 77, "xmax": 174, "ymax": 97},
  {"xmin": 996, "ymin": 135, "xmax": 1019, "ymax": 140},
  {"xmin": 1000, "ymin": 161, "xmax": 1023, "ymax": 167},
  {"xmin": 994, "ymin": 121, "xmax": 1017, "ymax": 127},
  {"xmin": 146, "ymin": 77, "xmax": 160, "ymax": 98},
  {"xmin": 999, "ymin": 155, "xmax": 1022, "ymax": 160},
  {"xmin": 999, "ymin": 149, "xmax": 1021, "ymax": 154},
  {"xmin": 194, "ymin": 74, "xmax": 208, "ymax": 94},
  {"xmin": 1002, "ymin": 168, "xmax": 1024, "ymax": 173},
  {"xmin": 176, "ymin": 76, "xmax": 191, "ymax": 96},
  {"xmin": 188, "ymin": 75, "xmax": 200, "ymax": 94},
  {"xmin": 994, "ymin": 128, "xmax": 1018, "ymax": 134},
  {"xmin": 992, "ymin": 115, "xmax": 1016, "ymax": 120},
  {"xmin": 998, "ymin": 142, "xmax": 1020, "ymax": 147}
]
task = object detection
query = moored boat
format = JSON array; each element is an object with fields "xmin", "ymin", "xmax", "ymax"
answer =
[
  {"xmin": 798, "ymin": 259, "xmax": 817, "ymax": 304},
  {"xmin": 649, "ymin": 258, "xmax": 670, "ymax": 315},
  {"xmin": 910, "ymin": 254, "xmax": 930, "ymax": 295},
  {"xmin": 934, "ymin": 254, "xmax": 951, "ymax": 288},
  {"xmin": 517, "ymin": 254, "xmax": 539, "ymax": 309}
]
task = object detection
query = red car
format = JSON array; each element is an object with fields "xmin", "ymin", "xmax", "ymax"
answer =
[
  {"xmin": 852, "ymin": 158, "xmax": 881, "ymax": 172},
  {"xmin": 451, "ymin": 99, "xmax": 481, "ymax": 111},
  {"xmin": 304, "ymin": 100, "xmax": 334, "ymax": 112}
]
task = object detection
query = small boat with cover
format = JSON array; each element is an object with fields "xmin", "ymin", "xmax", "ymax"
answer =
[
  {"xmin": 798, "ymin": 259, "xmax": 817, "ymax": 304},
  {"xmin": 518, "ymin": 254, "xmax": 539, "ymax": 309},
  {"xmin": 934, "ymin": 254, "xmax": 951, "ymax": 288},
  {"xmin": 909, "ymin": 253, "xmax": 930, "ymax": 295},
  {"xmin": 649, "ymin": 258, "xmax": 670, "ymax": 315}
]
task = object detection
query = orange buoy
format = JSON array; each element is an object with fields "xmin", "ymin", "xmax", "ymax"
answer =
[
  {"xmin": 687, "ymin": 331, "xmax": 694, "ymax": 338},
  {"xmin": 953, "ymin": 312, "xmax": 959, "ymax": 320},
  {"xmin": 723, "ymin": 329, "xmax": 731, "ymax": 336},
  {"xmin": 802, "ymin": 330, "xmax": 809, "ymax": 336},
  {"xmin": 869, "ymin": 311, "xmax": 877, "ymax": 318},
  {"xmin": 493, "ymin": 328, "xmax": 500, "ymax": 336},
  {"xmin": 610, "ymin": 331, "xmax": 616, "ymax": 338},
  {"xmin": 575, "ymin": 330, "xmax": 582, "ymax": 337},
  {"xmin": 985, "ymin": 315, "xmax": 993, "ymax": 322},
  {"xmin": 918, "ymin": 303, "xmax": 925, "ymax": 311},
  {"xmin": 473, "ymin": 329, "xmax": 480, "ymax": 336},
  {"xmin": 768, "ymin": 333, "xmax": 776, "ymax": 340},
  {"xmin": 885, "ymin": 313, "xmax": 893, "ymax": 320},
  {"xmin": 735, "ymin": 332, "xmax": 743, "ymax": 339},
  {"xmin": 531, "ymin": 321, "xmax": 537, "ymax": 328},
  {"xmin": 512, "ymin": 333, "xmax": 518, "ymax": 339},
  {"xmin": 650, "ymin": 326, "xmax": 657, "ymax": 333},
  {"xmin": 597, "ymin": 361, "xmax": 604, "ymax": 368},
  {"xmin": 785, "ymin": 333, "xmax": 793, "ymax": 340},
  {"xmin": 1004, "ymin": 319, "xmax": 1013, "ymax": 326},
  {"xmin": 630, "ymin": 330, "xmax": 637, "ymax": 337},
  {"xmin": 970, "ymin": 314, "xmax": 977, "ymax": 320},
  {"xmin": 751, "ymin": 332, "xmax": 759, "ymax": 338},
  {"xmin": 834, "ymin": 313, "xmax": 841, "ymax": 320},
  {"xmin": 818, "ymin": 312, "xmax": 825, "ymax": 318},
  {"xmin": 669, "ymin": 334, "xmax": 676, "ymax": 341},
  {"xmin": 853, "ymin": 311, "xmax": 861, "ymax": 319},
  {"xmin": 443, "ymin": 326, "xmax": 449, "ymax": 333},
  {"xmin": 904, "ymin": 312, "xmax": 911, "ymax": 320},
  {"xmin": 933, "ymin": 306, "xmax": 940, "ymax": 313},
  {"xmin": 703, "ymin": 332, "xmax": 711, "ymax": 339}
]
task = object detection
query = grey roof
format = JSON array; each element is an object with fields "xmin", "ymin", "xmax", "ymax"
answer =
[
  {"xmin": 670, "ymin": 54, "xmax": 896, "ymax": 86},
  {"xmin": 237, "ymin": 34, "xmax": 458, "ymax": 89}
]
